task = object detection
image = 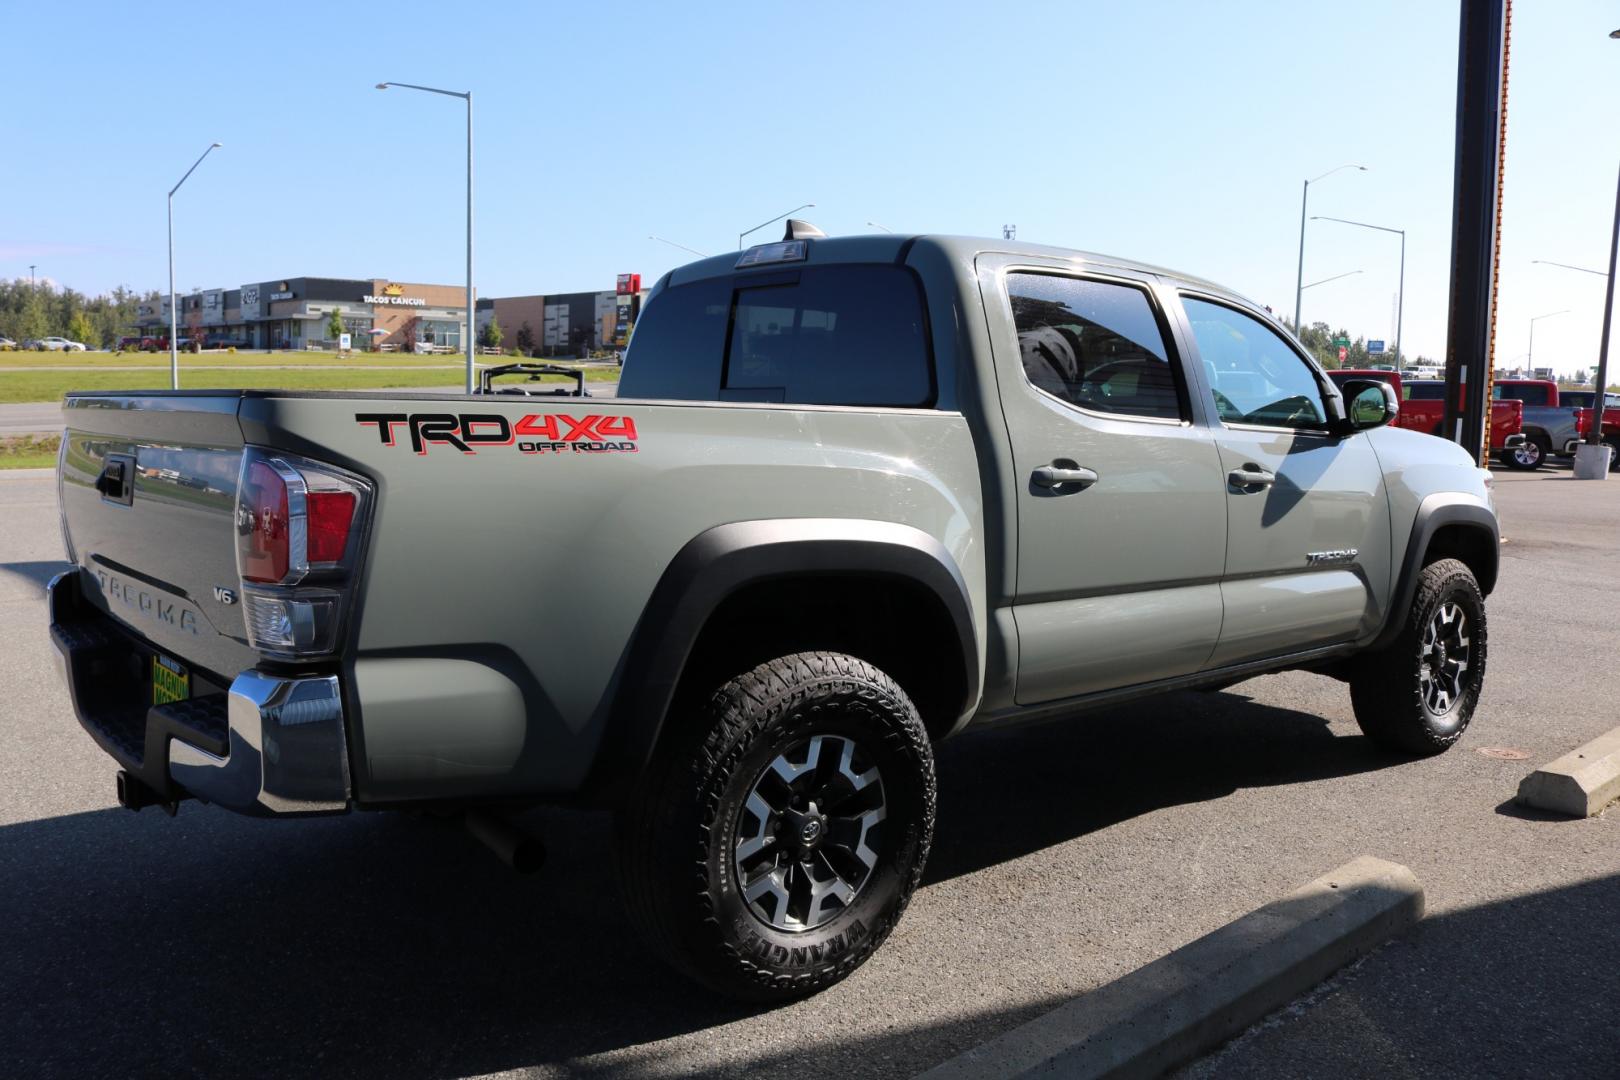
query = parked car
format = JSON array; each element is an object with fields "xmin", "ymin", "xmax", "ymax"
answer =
[
  {"xmin": 0, "ymin": 336, "xmax": 15, "ymax": 350},
  {"xmin": 116, "ymin": 335, "xmax": 175, "ymax": 352},
  {"xmin": 26, "ymin": 336, "xmax": 88, "ymax": 351},
  {"xmin": 47, "ymin": 232, "xmax": 1500, "ymax": 1001},
  {"xmin": 1332, "ymin": 371, "xmax": 1527, "ymax": 467}
]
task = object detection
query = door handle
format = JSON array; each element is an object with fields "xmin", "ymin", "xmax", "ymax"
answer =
[
  {"xmin": 1032, "ymin": 463, "xmax": 1099, "ymax": 490},
  {"xmin": 1227, "ymin": 466, "xmax": 1276, "ymax": 489}
]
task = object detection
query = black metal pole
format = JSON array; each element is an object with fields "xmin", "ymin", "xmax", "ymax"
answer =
[
  {"xmin": 1586, "ymin": 161, "xmax": 1620, "ymax": 447},
  {"xmin": 1442, "ymin": 0, "xmax": 1508, "ymax": 459}
]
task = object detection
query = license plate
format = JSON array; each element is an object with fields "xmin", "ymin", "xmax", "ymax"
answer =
[{"xmin": 152, "ymin": 655, "xmax": 190, "ymax": 706}]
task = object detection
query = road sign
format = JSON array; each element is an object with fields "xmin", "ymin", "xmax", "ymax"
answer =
[
  {"xmin": 1368, "ymin": 339, "xmax": 1386, "ymax": 354},
  {"xmin": 1333, "ymin": 336, "xmax": 1351, "ymax": 347},
  {"xmin": 1338, "ymin": 346, "xmax": 1348, "ymax": 362}
]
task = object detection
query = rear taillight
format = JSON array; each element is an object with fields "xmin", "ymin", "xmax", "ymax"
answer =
[{"xmin": 235, "ymin": 449, "xmax": 372, "ymax": 659}]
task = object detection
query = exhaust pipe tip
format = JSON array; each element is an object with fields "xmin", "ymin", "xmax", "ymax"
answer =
[{"xmin": 464, "ymin": 810, "xmax": 546, "ymax": 874}]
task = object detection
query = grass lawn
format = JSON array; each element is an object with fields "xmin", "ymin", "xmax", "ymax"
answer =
[
  {"xmin": 0, "ymin": 434, "xmax": 60, "ymax": 469},
  {"xmin": 0, "ymin": 363, "xmax": 619, "ymax": 404},
  {"xmin": 2, "ymin": 349, "xmax": 483, "ymax": 369}
]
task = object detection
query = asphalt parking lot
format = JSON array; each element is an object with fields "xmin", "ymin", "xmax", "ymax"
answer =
[{"xmin": 2, "ymin": 464, "xmax": 1617, "ymax": 1079}]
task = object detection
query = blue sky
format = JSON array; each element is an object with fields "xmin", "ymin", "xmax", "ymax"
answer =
[{"xmin": 3, "ymin": 0, "xmax": 1616, "ymax": 372}]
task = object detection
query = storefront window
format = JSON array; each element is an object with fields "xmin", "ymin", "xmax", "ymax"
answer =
[{"xmin": 417, "ymin": 319, "xmax": 461, "ymax": 350}]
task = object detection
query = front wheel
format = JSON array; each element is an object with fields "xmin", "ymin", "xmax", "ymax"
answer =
[
  {"xmin": 1349, "ymin": 558, "xmax": 1487, "ymax": 755},
  {"xmin": 615, "ymin": 652, "xmax": 935, "ymax": 1001}
]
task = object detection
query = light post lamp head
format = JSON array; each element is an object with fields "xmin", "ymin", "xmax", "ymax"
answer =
[{"xmin": 375, "ymin": 83, "xmax": 390, "ymax": 90}]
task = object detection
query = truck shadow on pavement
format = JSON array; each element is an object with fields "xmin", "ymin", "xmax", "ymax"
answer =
[
  {"xmin": 1185, "ymin": 870, "xmax": 1620, "ymax": 1078},
  {"xmin": 0, "ymin": 684, "xmax": 1396, "ymax": 1079},
  {"xmin": 926, "ymin": 686, "xmax": 1392, "ymax": 883},
  {"xmin": 0, "ymin": 559, "xmax": 72, "ymax": 595}
]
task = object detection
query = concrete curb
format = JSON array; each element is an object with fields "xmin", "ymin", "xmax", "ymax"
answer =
[
  {"xmin": 1516, "ymin": 725, "xmax": 1620, "ymax": 817},
  {"xmin": 916, "ymin": 856, "xmax": 1423, "ymax": 1080}
]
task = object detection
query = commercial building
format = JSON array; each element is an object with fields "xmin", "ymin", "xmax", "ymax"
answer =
[
  {"xmin": 477, "ymin": 275, "xmax": 644, "ymax": 357},
  {"xmin": 136, "ymin": 277, "xmax": 471, "ymax": 351}
]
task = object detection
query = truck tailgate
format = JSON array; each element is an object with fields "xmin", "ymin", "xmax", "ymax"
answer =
[{"xmin": 58, "ymin": 394, "xmax": 255, "ymax": 682}]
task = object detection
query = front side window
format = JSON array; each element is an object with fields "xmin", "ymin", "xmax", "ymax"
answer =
[
  {"xmin": 1183, "ymin": 297, "xmax": 1327, "ymax": 429},
  {"xmin": 1006, "ymin": 273, "xmax": 1184, "ymax": 420}
]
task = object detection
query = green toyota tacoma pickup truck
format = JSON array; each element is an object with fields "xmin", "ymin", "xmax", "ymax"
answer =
[{"xmin": 47, "ymin": 230, "xmax": 1498, "ymax": 1000}]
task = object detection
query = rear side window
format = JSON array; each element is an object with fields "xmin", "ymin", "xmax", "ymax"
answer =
[
  {"xmin": 619, "ymin": 266, "xmax": 933, "ymax": 407},
  {"xmin": 1007, "ymin": 273, "xmax": 1185, "ymax": 420},
  {"xmin": 1405, "ymin": 382, "xmax": 1445, "ymax": 400},
  {"xmin": 617, "ymin": 278, "xmax": 732, "ymax": 400},
  {"xmin": 1494, "ymin": 382, "xmax": 1550, "ymax": 406}
]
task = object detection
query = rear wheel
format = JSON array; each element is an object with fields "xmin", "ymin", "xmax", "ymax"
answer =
[
  {"xmin": 1504, "ymin": 436, "xmax": 1546, "ymax": 470},
  {"xmin": 1349, "ymin": 558, "xmax": 1486, "ymax": 755},
  {"xmin": 616, "ymin": 651, "xmax": 935, "ymax": 1001}
]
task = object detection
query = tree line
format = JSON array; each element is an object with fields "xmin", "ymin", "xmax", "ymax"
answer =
[
  {"xmin": 1293, "ymin": 320, "xmax": 1436, "ymax": 371},
  {"xmin": 0, "ymin": 278, "xmax": 159, "ymax": 347}
]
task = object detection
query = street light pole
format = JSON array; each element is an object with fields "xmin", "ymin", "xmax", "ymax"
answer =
[
  {"xmin": 1532, "ymin": 259, "xmax": 1609, "ymax": 278},
  {"xmin": 1527, "ymin": 309, "xmax": 1570, "ymax": 369},
  {"xmin": 648, "ymin": 235, "xmax": 708, "ymax": 258},
  {"xmin": 1293, "ymin": 164, "xmax": 1367, "ymax": 334},
  {"xmin": 167, "ymin": 141, "xmax": 222, "ymax": 389},
  {"xmin": 1586, "ymin": 160, "xmax": 1620, "ymax": 448},
  {"xmin": 1312, "ymin": 215, "xmax": 1405, "ymax": 366},
  {"xmin": 1301, "ymin": 269, "xmax": 1364, "ymax": 291},
  {"xmin": 377, "ymin": 81, "xmax": 475, "ymax": 394},
  {"xmin": 739, "ymin": 203, "xmax": 815, "ymax": 250}
]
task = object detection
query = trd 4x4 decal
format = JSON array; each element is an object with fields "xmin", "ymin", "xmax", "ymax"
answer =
[{"xmin": 356, "ymin": 412, "xmax": 639, "ymax": 456}]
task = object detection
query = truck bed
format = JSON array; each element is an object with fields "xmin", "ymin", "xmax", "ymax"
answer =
[{"xmin": 55, "ymin": 388, "xmax": 985, "ymax": 805}]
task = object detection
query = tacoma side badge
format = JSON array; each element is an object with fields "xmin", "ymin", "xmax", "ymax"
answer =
[{"xmin": 213, "ymin": 586, "xmax": 237, "ymax": 605}]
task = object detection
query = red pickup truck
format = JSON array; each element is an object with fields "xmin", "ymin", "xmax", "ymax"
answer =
[
  {"xmin": 1573, "ymin": 404, "xmax": 1620, "ymax": 470},
  {"xmin": 1328, "ymin": 370, "xmax": 1527, "ymax": 467}
]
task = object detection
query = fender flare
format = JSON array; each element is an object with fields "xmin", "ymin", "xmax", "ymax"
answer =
[
  {"xmin": 1368, "ymin": 493, "xmax": 1498, "ymax": 651},
  {"xmin": 600, "ymin": 519, "xmax": 979, "ymax": 787}
]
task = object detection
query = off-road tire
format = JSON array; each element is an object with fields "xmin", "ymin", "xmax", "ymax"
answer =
[
  {"xmin": 615, "ymin": 652, "xmax": 935, "ymax": 1002},
  {"xmin": 1503, "ymin": 435, "xmax": 1546, "ymax": 471},
  {"xmin": 1349, "ymin": 558, "xmax": 1486, "ymax": 755}
]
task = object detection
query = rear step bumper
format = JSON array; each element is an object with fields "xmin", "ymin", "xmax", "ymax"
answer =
[{"xmin": 47, "ymin": 569, "xmax": 351, "ymax": 817}]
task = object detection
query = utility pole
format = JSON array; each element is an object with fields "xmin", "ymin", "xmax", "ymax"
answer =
[
  {"xmin": 1577, "ymin": 160, "xmax": 1620, "ymax": 470},
  {"xmin": 1441, "ymin": 0, "xmax": 1509, "ymax": 462}
]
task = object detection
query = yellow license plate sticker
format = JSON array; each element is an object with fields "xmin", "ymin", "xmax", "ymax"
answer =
[{"xmin": 152, "ymin": 655, "xmax": 190, "ymax": 705}]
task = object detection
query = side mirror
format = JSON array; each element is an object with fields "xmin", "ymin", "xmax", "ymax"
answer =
[{"xmin": 1334, "ymin": 379, "xmax": 1399, "ymax": 434}]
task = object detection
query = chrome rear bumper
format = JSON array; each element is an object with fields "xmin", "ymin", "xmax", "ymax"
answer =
[
  {"xmin": 47, "ymin": 569, "xmax": 351, "ymax": 816},
  {"xmin": 169, "ymin": 671, "xmax": 350, "ymax": 815}
]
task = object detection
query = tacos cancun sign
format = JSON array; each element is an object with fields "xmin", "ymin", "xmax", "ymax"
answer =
[{"xmin": 363, "ymin": 292, "xmax": 427, "ymax": 307}]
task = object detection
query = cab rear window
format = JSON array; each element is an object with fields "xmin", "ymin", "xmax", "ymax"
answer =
[{"xmin": 619, "ymin": 265, "xmax": 934, "ymax": 407}]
